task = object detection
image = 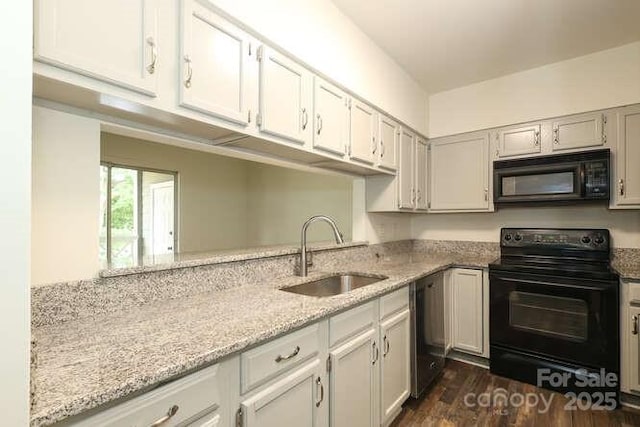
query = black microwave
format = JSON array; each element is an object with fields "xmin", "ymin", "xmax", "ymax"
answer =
[{"xmin": 493, "ymin": 149, "xmax": 610, "ymax": 205}]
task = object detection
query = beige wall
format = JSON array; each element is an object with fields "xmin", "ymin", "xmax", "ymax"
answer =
[
  {"xmin": 247, "ymin": 163, "xmax": 352, "ymax": 246},
  {"xmin": 32, "ymin": 106, "xmax": 101, "ymax": 284},
  {"xmin": 1, "ymin": 0, "xmax": 31, "ymax": 421},
  {"xmin": 412, "ymin": 207, "xmax": 640, "ymax": 248},
  {"xmin": 210, "ymin": 0, "xmax": 429, "ymax": 134},
  {"xmin": 429, "ymin": 41, "xmax": 640, "ymax": 137},
  {"xmin": 102, "ymin": 133, "xmax": 251, "ymax": 253}
]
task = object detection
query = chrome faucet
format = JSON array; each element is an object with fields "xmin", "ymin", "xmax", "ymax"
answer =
[{"xmin": 299, "ymin": 215, "xmax": 344, "ymax": 276}]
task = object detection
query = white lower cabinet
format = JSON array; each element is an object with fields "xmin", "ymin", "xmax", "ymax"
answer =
[
  {"xmin": 379, "ymin": 309, "xmax": 411, "ymax": 426},
  {"xmin": 621, "ymin": 280, "xmax": 640, "ymax": 394},
  {"xmin": 449, "ymin": 268, "xmax": 485, "ymax": 356},
  {"xmin": 239, "ymin": 358, "xmax": 326, "ymax": 427}
]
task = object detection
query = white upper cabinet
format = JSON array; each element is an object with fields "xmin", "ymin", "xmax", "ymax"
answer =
[
  {"xmin": 495, "ymin": 124, "xmax": 541, "ymax": 158},
  {"xmin": 257, "ymin": 46, "xmax": 312, "ymax": 146},
  {"xmin": 551, "ymin": 112, "xmax": 606, "ymax": 152},
  {"xmin": 415, "ymin": 138, "xmax": 429, "ymax": 211},
  {"xmin": 613, "ymin": 105, "xmax": 640, "ymax": 207},
  {"xmin": 34, "ymin": 0, "xmax": 159, "ymax": 96},
  {"xmin": 429, "ymin": 133, "xmax": 490, "ymax": 212},
  {"xmin": 398, "ymin": 129, "xmax": 416, "ymax": 209},
  {"xmin": 313, "ymin": 77, "xmax": 349, "ymax": 156},
  {"xmin": 378, "ymin": 115, "xmax": 399, "ymax": 171},
  {"xmin": 179, "ymin": 0, "xmax": 255, "ymax": 126},
  {"xmin": 350, "ymin": 99, "xmax": 378, "ymax": 164}
]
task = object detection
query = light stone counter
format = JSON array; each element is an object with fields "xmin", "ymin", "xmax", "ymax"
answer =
[{"xmin": 31, "ymin": 245, "xmax": 496, "ymax": 426}]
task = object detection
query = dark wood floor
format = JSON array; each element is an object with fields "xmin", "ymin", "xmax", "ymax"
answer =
[{"xmin": 391, "ymin": 360, "xmax": 640, "ymax": 427}]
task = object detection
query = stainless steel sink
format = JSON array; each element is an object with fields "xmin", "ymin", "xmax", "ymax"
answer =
[{"xmin": 281, "ymin": 274, "xmax": 388, "ymax": 297}]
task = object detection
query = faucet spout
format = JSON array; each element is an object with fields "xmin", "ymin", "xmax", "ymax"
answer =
[{"xmin": 299, "ymin": 215, "xmax": 344, "ymax": 277}]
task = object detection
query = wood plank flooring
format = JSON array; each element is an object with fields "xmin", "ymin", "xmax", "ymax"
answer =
[{"xmin": 391, "ymin": 360, "xmax": 640, "ymax": 427}]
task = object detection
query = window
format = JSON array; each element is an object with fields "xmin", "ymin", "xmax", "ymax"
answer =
[{"xmin": 100, "ymin": 164, "xmax": 177, "ymax": 268}]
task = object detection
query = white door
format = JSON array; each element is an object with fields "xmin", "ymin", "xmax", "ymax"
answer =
[
  {"xmin": 150, "ymin": 183, "xmax": 174, "ymax": 255},
  {"xmin": 614, "ymin": 105, "xmax": 640, "ymax": 207},
  {"xmin": 451, "ymin": 269, "xmax": 484, "ymax": 355},
  {"xmin": 378, "ymin": 115, "xmax": 399, "ymax": 171},
  {"xmin": 258, "ymin": 46, "xmax": 312, "ymax": 146},
  {"xmin": 329, "ymin": 328, "xmax": 378, "ymax": 427},
  {"xmin": 313, "ymin": 77, "xmax": 349, "ymax": 156},
  {"xmin": 380, "ymin": 309, "xmax": 411, "ymax": 426},
  {"xmin": 496, "ymin": 124, "xmax": 541, "ymax": 158},
  {"xmin": 349, "ymin": 99, "xmax": 377, "ymax": 164},
  {"xmin": 429, "ymin": 133, "xmax": 490, "ymax": 211},
  {"xmin": 628, "ymin": 306, "xmax": 640, "ymax": 393},
  {"xmin": 240, "ymin": 359, "xmax": 326, "ymax": 427},
  {"xmin": 552, "ymin": 112, "xmax": 605, "ymax": 151},
  {"xmin": 397, "ymin": 129, "xmax": 415, "ymax": 209},
  {"xmin": 34, "ymin": 0, "xmax": 158, "ymax": 95},
  {"xmin": 415, "ymin": 139, "xmax": 428, "ymax": 211},
  {"xmin": 180, "ymin": 0, "xmax": 255, "ymax": 125}
]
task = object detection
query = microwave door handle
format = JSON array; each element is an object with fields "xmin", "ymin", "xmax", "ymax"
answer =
[{"xmin": 579, "ymin": 163, "xmax": 586, "ymax": 197}]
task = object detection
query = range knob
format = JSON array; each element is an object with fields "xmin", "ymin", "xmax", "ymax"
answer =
[
  {"xmin": 581, "ymin": 236, "xmax": 592, "ymax": 244},
  {"xmin": 504, "ymin": 234, "xmax": 513, "ymax": 241},
  {"xmin": 514, "ymin": 234, "xmax": 523, "ymax": 242},
  {"xmin": 594, "ymin": 235, "xmax": 605, "ymax": 245}
]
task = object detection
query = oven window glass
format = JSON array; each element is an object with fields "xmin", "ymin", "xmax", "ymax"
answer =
[
  {"xmin": 509, "ymin": 291, "xmax": 588, "ymax": 342},
  {"xmin": 502, "ymin": 172, "xmax": 574, "ymax": 196}
]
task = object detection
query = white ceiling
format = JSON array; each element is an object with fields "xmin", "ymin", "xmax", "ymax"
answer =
[{"xmin": 331, "ymin": 0, "xmax": 640, "ymax": 94}]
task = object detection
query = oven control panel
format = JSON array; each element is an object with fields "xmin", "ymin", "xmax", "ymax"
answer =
[{"xmin": 501, "ymin": 228, "xmax": 610, "ymax": 251}]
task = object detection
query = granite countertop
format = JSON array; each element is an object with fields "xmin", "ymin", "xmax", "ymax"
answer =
[{"xmin": 31, "ymin": 252, "xmax": 495, "ymax": 426}]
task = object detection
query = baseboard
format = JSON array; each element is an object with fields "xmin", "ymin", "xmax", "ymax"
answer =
[
  {"xmin": 621, "ymin": 392, "xmax": 640, "ymax": 410},
  {"xmin": 447, "ymin": 350, "xmax": 490, "ymax": 369}
]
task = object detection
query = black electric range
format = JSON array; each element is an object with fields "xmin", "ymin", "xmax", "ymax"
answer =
[{"xmin": 489, "ymin": 228, "xmax": 620, "ymax": 406}]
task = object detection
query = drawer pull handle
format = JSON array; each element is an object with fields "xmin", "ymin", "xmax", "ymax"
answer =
[
  {"xmin": 149, "ymin": 405, "xmax": 179, "ymax": 427},
  {"xmin": 633, "ymin": 316, "xmax": 638, "ymax": 335},
  {"xmin": 383, "ymin": 335, "xmax": 390, "ymax": 357},
  {"xmin": 316, "ymin": 377, "xmax": 324, "ymax": 407},
  {"xmin": 275, "ymin": 346, "xmax": 300, "ymax": 363},
  {"xmin": 372, "ymin": 342, "xmax": 379, "ymax": 365}
]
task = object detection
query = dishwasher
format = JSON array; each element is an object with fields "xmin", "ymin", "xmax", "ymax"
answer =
[{"xmin": 410, "ymin": 273, "xmax": 446, "ymax": 398}]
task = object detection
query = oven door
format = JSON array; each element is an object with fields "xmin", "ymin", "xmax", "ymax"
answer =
[
  {"xmin": 493, "ymin": 162, "xmax": 583, "ymax": 204},
  {"xmin": 490, "ymin": 270, "xmax": 618, "ymax": 371}
]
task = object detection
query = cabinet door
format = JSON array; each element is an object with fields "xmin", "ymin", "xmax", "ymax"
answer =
[
  {"xmin": 430, "ymin": 133, "xmax": 489, "ymax": 211},
  {"xmin": 614, "ymin": 105, "xmax": 640, "ymax": 206},
  {"xmin": 451, "ymin": 269, "xmax": 484, "ymax": 355},
  {"xmin": 397, "ymin": 129, "xmax": 415, "ymax": 209},
  {"xmin": 180, "ymin": 0, "xmax": 254, "ymax": 125},
  {"xmin": 350, "ymin": 99, "xmax": 377, "ymax": 164},
  {"xmin": 378, "ymin": 115, "xmax": 399, "ymax": 171},
  {"xmin": 34, "ymin": 0, "xmax": 158, "ymax": 95},
  {"xmin": 380, "ymin": 309, "xmax": 411, "ymax": 426},
  {"xmin": 415, "ymin": 138, "xmax": 428, "ymax": 211},
  {"xmin": 329, "ymin": 328, "xmax": 378, "ymax": 427},
  {"xmin": 628, "ymin": 306, "xmax": 640, "ymax": 393},
  {"xmin": 258, "ymin": 46, "xmax": 312, "ymax": 145},
  {"xmin": 552, "ymin": 112, "xmax": 605, "ymax": 151},
  {"xmin": 240, "ymin": 359, "xmax": 325, "ymax": 427},
  {"xmin": 496, "ymin": 124, "xmax": 541, "ymax": 158},
  {"xmin": 313, "ymin": 77, "xmax": 349, "ymax": 156}
]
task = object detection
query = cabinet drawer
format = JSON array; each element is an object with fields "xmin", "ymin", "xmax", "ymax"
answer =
[
  {"xmin": 241, "ymin": 323, "xmax": 320, "ymax": 393},
  {"xmin": 380, "ymin": 286, "xmax": 409, "ymax": 320},
  {"xmin": 70, "ymin": 362, "xmax": 229, "ymax": 427},
  {"xmin": 628, "ymin": 282, "xmax": 640, "ymax": 304},
  {"xmin": 329, "ymin": 301, "xmax": 376, "ymax": 347}
]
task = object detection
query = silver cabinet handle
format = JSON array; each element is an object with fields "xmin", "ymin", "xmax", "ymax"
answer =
[
  {"xmin": 602, "ymin": 113, "xmax": 607, "ymax": 144},
  {"xmin": 275, "ymin": 346, "xmax": 300, "ymax": 363},
  {"xmin": 372, "ymin": 342, "xmax": 379, "ymax": 365},
  {"xmin": 553, "ymin": 127, "xmax": 559, "ymax": 144},
  {"xmin": 184, "ymin": 55, "xmax": 192, "ymax": 88},
  {"xmin": 315, "ymin": 377, "xmax": 324, "ymax": 407},
  {"xmin": 372, "ymin": 136, "xmax": 377, "ymax": 155},
  {"xmin": 146, "ymin": 37, "xmax": 157, "ymax": 74},
  {"xmin": 380, "ymin": 140, "xmax": 385, "ymax": 157},
  {"xmin": 149, "ymin": 405, "xmax": 179, "ymax": 427},
  {"xmin": 301, "ymin": 108, "xmax": 308, "ymax": 130},
  {"xmin": 534, "ymin": 130, "xmax": 540, "ymax": 146},
  {"xmin": 316, "ymin": 114, "xmax": 323, "ymax": 135},
  {"xmin": 383, "ymin": 335, "xmax": 390, "ymax": 357},
  {"xmin": 633, "ymin": 316, "xmax": 638, "ymax": 335},
  {"xmin": 620, "ymin": 179, "xmax": 625, "ymax": 196},
  {"xmin": 417, "ymin": 189, "xmax": 421, "ymax": 203},
  {"xmin": 484, "ymin": 188, "xmax": 489, "ymax": 201}
]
